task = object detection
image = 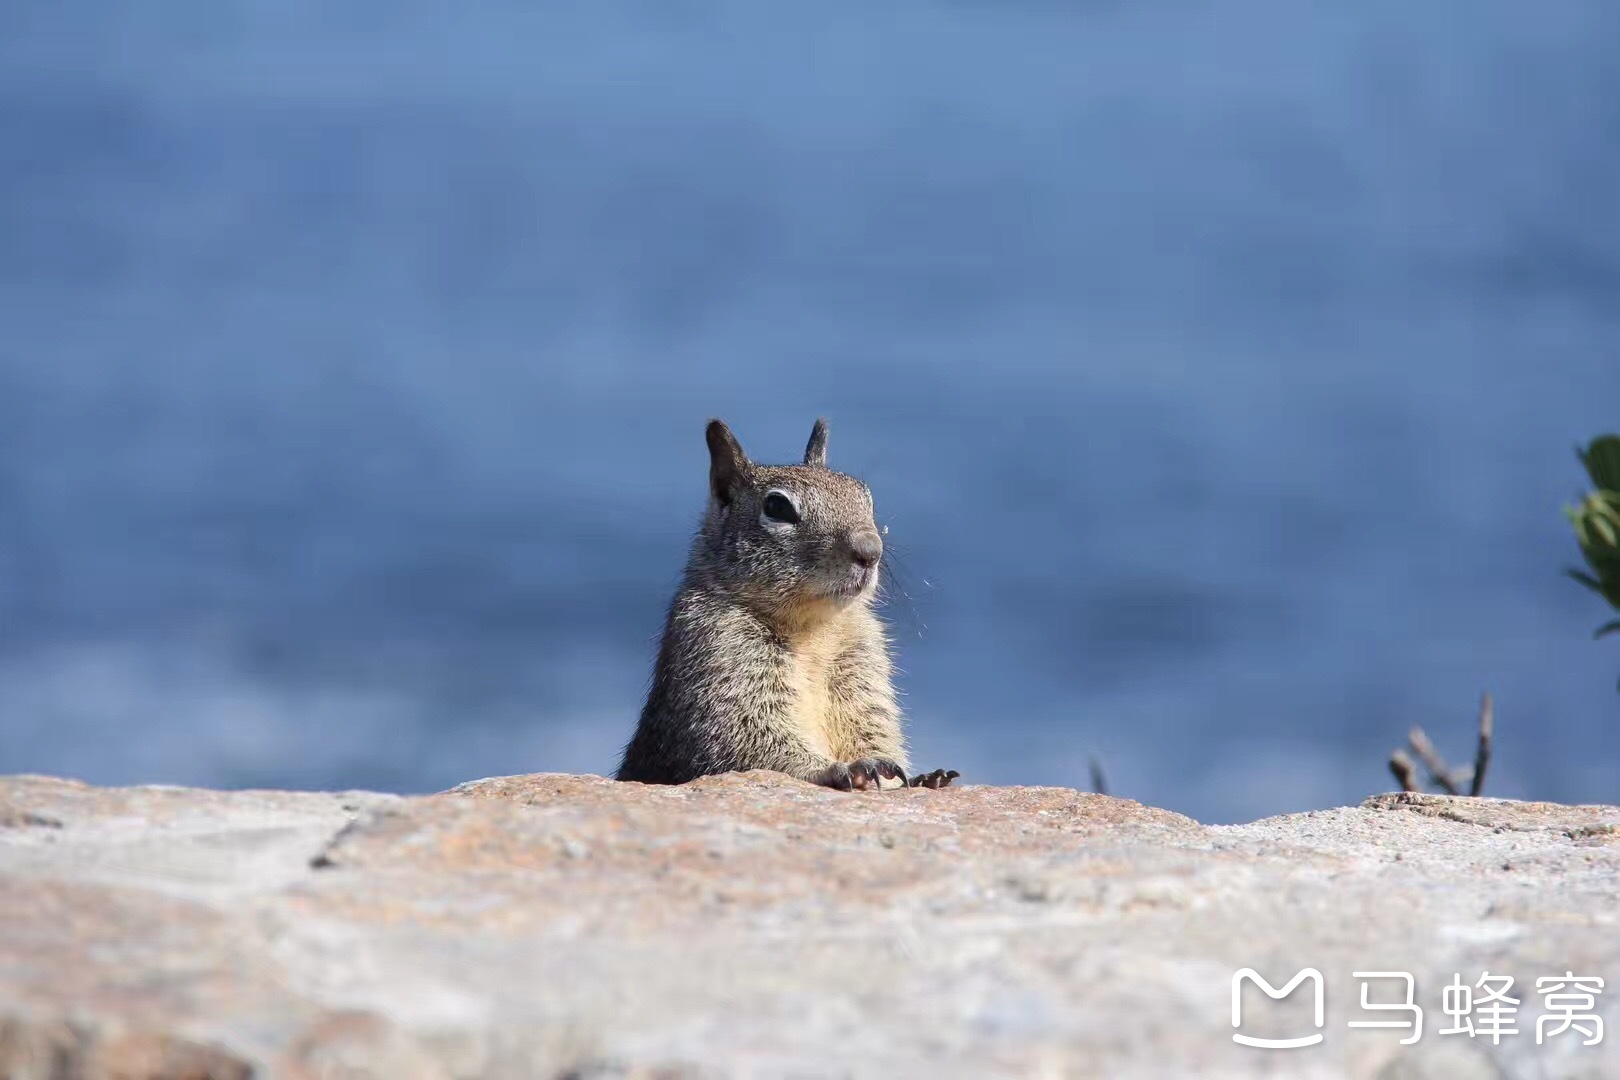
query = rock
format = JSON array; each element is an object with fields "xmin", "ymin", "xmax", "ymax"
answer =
[{"xmin": 0, "ymin": 771, "xmax": 1617, "ymax": 1078}]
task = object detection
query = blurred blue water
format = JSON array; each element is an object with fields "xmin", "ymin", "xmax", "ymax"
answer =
[{"xmin": 2, "ymin": 0, "xmax": 1618, "ymax": 822}]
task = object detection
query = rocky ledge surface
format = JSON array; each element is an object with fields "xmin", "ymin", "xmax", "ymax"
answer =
[{"xmin": 0, "ymin": 772, "xmax": 1617, "ymax": 1079}]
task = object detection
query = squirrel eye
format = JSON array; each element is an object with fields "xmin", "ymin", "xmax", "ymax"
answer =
[{"xmin": 761, "ymin": 491, "xmax": 800, "ymax": 524}]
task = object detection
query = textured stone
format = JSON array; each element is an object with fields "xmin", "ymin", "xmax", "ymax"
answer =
[{"xmin": 1, "ymin": 772, "xmax": 1617, "ymax": 1078}]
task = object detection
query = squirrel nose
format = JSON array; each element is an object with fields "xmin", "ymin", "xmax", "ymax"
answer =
[{"xmin": 848, "ymin": 529, "xmax": 882, "ymax": 569}]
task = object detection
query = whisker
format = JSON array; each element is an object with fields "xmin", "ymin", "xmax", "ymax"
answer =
[{"xmin": 877, "ymin": 533, "xmax": 932, "ymax": 640}]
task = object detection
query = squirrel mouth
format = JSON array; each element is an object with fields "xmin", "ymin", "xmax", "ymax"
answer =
[{"xmin": 823, "ymin": 566, "xmax": 875, "ymax": 600}]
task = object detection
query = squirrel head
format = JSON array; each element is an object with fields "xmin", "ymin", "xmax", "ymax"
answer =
[{"xmin": 699, "ymin": 417, "xmax": 884, "ymax": 617}]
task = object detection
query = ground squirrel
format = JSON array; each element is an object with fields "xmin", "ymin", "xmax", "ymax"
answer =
[{"xmin": 615, "ymin": 417, "xmax": 958, "ymax": 791}]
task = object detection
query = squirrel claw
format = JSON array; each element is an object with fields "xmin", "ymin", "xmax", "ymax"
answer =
[
  {"xmin": 814, "ymin": 759, "xmax": 906, "ymax": 791},
  {"xmin": 850, "ymin": 757, "xmax": 906, "ymax": 791},
  {"xmin": 907, "ymin": 768, "xmax": 960, "ymax": 789}
]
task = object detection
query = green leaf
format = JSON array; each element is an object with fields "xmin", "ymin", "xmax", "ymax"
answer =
[
  {"xmin": 1593, "ymin": 514, "xmax": 1619, "ymax": 549},
  {"xmin": 1571, "ymin": 513, "xmax": 1592, "ymax": 548},
  {"xmin": 1580, "ymin": 435, "xmax": 1620, "ymax": 492},
  {"xmin": 1596, "ymin": 620, "xmax": 1620, "ymax": 639},
  {"xmin": 1568, "ymin": 568, "xmax": 1606, "ymax": 593},
  {"xmin": 1594, "ymin": 499, "xmax": 1620, "ymax": 533},
  {"xmin": 1590, "ymin": 558, "xmax": 1620, "ymax": 586}
]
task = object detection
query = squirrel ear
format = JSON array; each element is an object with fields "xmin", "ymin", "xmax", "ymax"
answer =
[
  {"xmin": 803, "ymin": 417, "xmax": 829, "ymax": 467},
  {"xmin": 706, "ymin": 419, "xmax": 750, "ymax": 505}
]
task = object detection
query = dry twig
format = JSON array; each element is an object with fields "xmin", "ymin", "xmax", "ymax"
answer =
[
  {"xmin": 1088, "ymin": 755, "xmax": 1108, "ymax": 797},
  {"xmin": 1407, "ymin": 726, "xmax": 1462, "ymax": 796},
  {"xmin": 1383, "ymin": 691, "xmax": 1495, "ymax": 798},
  {"xmin": 1470, "ymin": 692, "xmax": 1493, "ymax": 798},
  {"xmin": 1389, "ymin": 749, "xmax": 1421, "ymax": 794}
]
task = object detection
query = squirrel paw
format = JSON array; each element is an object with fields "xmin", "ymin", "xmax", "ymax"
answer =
[
  {"xmin": 907, "ymin": 768, "xmax": 960, "ymax": 789},
  {"xmin": 814, "ymin": 758, "xmax": 907, "ymax": 792}
]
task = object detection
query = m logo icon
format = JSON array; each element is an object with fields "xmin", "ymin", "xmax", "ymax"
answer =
[{"xmin": 1232, "ymin": 967, "xmax": 1326, "ymax": 1048}]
